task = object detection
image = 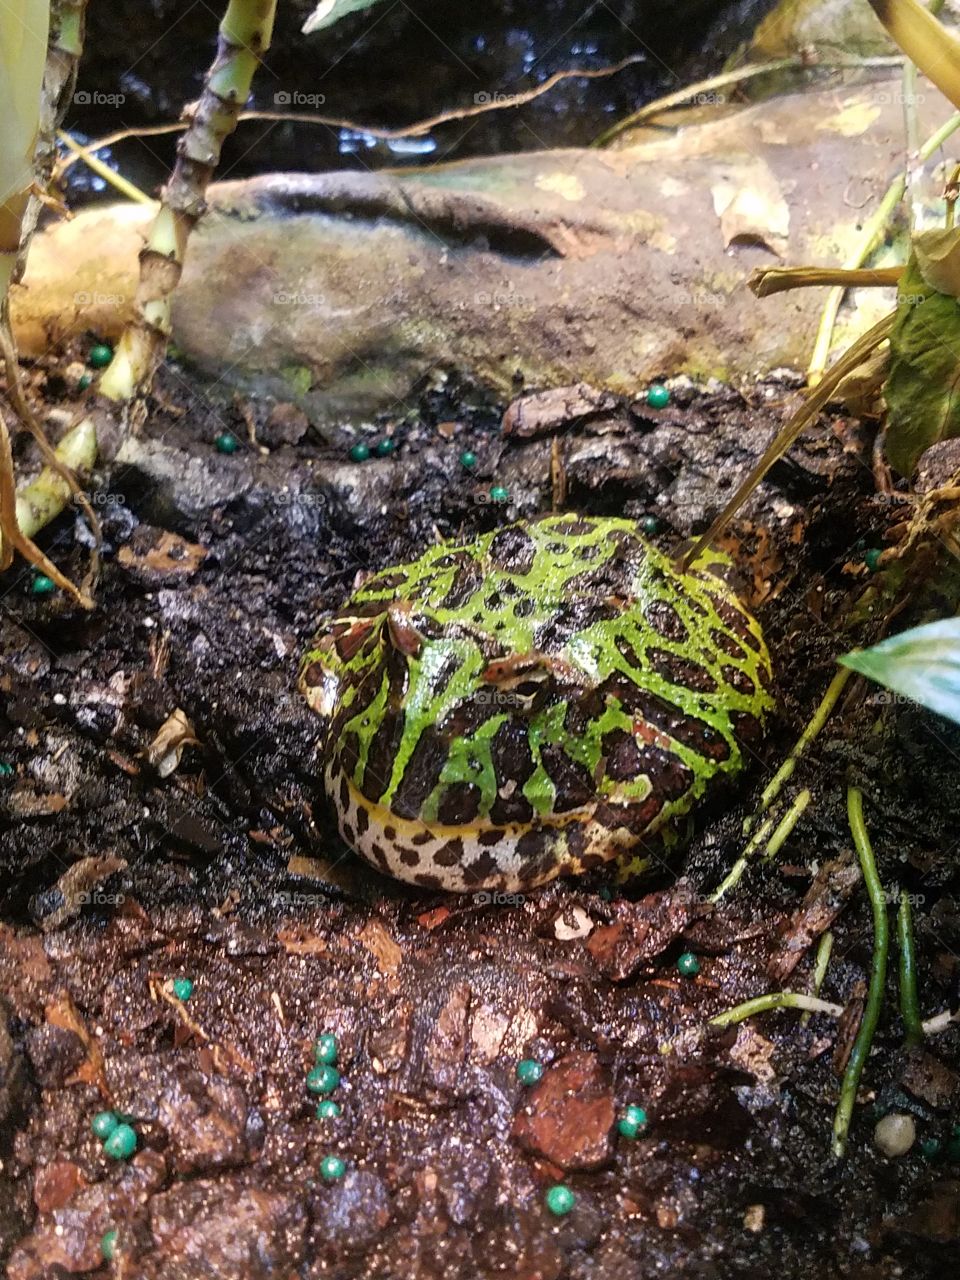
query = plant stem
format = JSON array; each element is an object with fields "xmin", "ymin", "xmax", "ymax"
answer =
[
  {"xmin": 709, "ymin": 991, "xmax": 844, "ymax": 1027},
  {"xmin": 56, "ymin": 129, "xmax": 154, "ymax": 204},
  {"xmin": 897, "ymin": 892, "xmax": 924, "ymax": 1047},
  {"xmin": 98, "ymin": 0, "xmax": 277, "ymax": 402},
  {"xmin": 833, "ymin": 787, "xmax": 890, "ymax": 1157},
  {"xmin": 801, "ymin": 930, "xmax": 834, "ymax": 1026}
]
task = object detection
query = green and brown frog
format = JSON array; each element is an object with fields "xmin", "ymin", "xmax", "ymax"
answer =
[{"xmin": 299, "ymin": 515, "xmax": 773, "ymax": 893}]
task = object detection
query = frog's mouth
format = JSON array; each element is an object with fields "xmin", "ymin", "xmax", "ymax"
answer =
[{"xmin": 325, "ymin": 762, "xmax": 655, "ymax": 894}]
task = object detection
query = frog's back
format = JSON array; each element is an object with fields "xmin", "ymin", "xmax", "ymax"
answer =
[{"xmin": 301, "ymin": 515, "xmax": 773, "ymax": 892}]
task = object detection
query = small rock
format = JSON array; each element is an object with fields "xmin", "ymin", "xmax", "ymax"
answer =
[
  {"xmin": 900, "ymin": 1048, "xmax": 959, "ymax": 1110},
  {"xmin": 263, "ymin": 401, "xmax": 309, "ymax": 447},
  {"xmin": 874, "ymin": 1113, "xmax": 916, "ymax": 1158},
  {"xmin": 553, "ymin": 905, "xmax": 593, "ymax": 941},
  {"xmin": 33, "ymin": 1161, "xmax": 86, "ymax": 1213},
  {"xmin": 586, "ymin": 886, "xmax": 696, "ymax": 980},
  {"xmin": 512, "ymin": 1051, "xmax": 615, "ymax": 1170},
  {"xmin": 24, "ymin": 1024, "xmax": 86, "ymax": 1086},
  {"xmin": 311, "ymin": 1170, "xmax": 391, "ymax": 1256}
]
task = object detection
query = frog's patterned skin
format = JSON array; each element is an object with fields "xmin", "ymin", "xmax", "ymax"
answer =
[{"xmin": 300, "ymin": 515, "xmax": 774, "ymax": 893}]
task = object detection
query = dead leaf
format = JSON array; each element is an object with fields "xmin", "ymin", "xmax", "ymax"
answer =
[
  {"xmin": 711, "ymin": 160, "xmax": 789, "ymax": 256},
  {"xmin": 39, "ymin": 855, "xmax": 127, "ymax": 932},
  {"xmin": 46, "ymin": 991, "xmax": 107, "ymax": 1093},
  {"xmin": 145, "ymin": 708, "xmax": 198, "ymax": 778},
  {"xmin": 357, "ymin": 919, "xmax": 402, "ymax": 975},
  {"xmin": 117, "ymin": 528, "xmax": 208, "ymax": 582}
]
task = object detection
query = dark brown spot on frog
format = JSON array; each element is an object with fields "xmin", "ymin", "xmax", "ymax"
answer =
[
  {"xmin": 595, "ymin": 793, "xmax": 663, "ymax": 832},
  {"xmin": 383, "ymin": 824, "xmax": 396, "ymax": 841},
  {"xmin": 439, "ymin": 558, "xmax": 484, "ymax": 610},
  {"xmin": 301, "ymin": 661, "xmax": 325, "ymax": 688},
  {"xmin": 707, "ymin": 593, "xmax": 762, "ymax": 652},
  {"xmin": 711, "ymin": 627, "xmax": 745, "ymax": 659},
  {"xmin": 356, "ymin": 807, "xmax": 370, "ymax": 836},
  {"xmin": 399, "ymin": 846, "xmax": 420, "ymax": 867},
  {"xmin": 541, "ymin": 745, "xmax": 595, "ymax": 812},
  {"xmin": 550, "ymin": 517, "xmax": 597, "ymax": 536},
  {"xmin": 566, "ymin": 823, "xmax": 586, "ymax": 860},
  {"xmin": 644, "ymin": 600, "xmax": 688, "ymax": 644},
  {"xmin": 391, "ymin": 727, "xmax": 449, "ymax": 820},
  {"xmin": 360, "ymin": 570, "xmax": 409, "ymax": 593},
  {"xmin": 649, "ymin": 648, "xmax": 718, "ymax": 694},
  {"xmin": 342, "ymin": 821, "xmax": 356, "ymax": 846},
  {"xmin": 368, "ymin": 842, "xmax": 392, "ymax": 872},
  {"xmin": 490, "ymin": 721, "xmax": 536, "ymax": 825},
  {"xmin": 477, "ymin": 828, "xmax": 503, "ymax": 847},
  {"xmin": 631, "ymin": 688, "xmax": 732, "ymax": 763},
  {"xmin": 411, "ymin": 830, "xmax": 434, "ymax": 847},
  {"xmin": 434, "ymin": 838, "xmax": 464, "ymax": 867},
  {"xmin": 514, "ymin": 597, "xmax": 535, "ymax": 618},
  {"xmin": 462, "ymin": 850, "xmax": 501, "ymax": 885},
  {"xmin": 488, "ymin": 526, "xmax": 537, "ymax": 575},
  {"xmin": 722, "ymin": 665, "xmax": 756, "ymax": 696},
  {"xmin": 362, "ymin": 709, "xmax": 406, "ymax": 801},
  {"xmin": 415, "ymin": 873, "xmax": 444, "ymax": 890},
  {"xmin": 335, "ymin": 619, "xmax": 377, "ymax": 661},
  {"xmin": 339, "ymin": 775, "xmax": 351, "ymax": 812},
  {"xmin": 437, "ymin": 782, "xmax": 482, "ymax": 825}
]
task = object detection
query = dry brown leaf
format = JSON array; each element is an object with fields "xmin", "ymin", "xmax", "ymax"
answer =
[
  {"xmin": 357, "ymin": 919, "xmax": 402, "ymax": 975},
  {"xmin": 145, "ymin": 708, "xmax": 198, "ymax": 778}
]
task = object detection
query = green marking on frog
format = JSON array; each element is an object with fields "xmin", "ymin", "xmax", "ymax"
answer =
[{"xmin": 299, "ymin": 515, "xmax": 774, "ymax": 893}]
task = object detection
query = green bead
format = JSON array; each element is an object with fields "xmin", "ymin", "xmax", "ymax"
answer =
[
  {"xmin": 489, "ymin": 485, "xmax": 509, "ymax": 503},
  {"xmin": 349, "ymin": 442, "xmax": 370, "ymax": 462},
  {"xmin": 172, "ymin": 977, "xmax": 193, "ymax": 1001},
  {"xmin": 920, "ymin": 1136, "xmax": 941, "ymax": 1160},
  {"xmin": 641, "ymin": 516, "xmax": 660, "ymax": 536},
  {"xmin": 864, "ymin": 548, "xmax": 883, "ymax": 573},
  {"xmin": 214, "ymin": 432, "xmax": 239, "ymax": 454},
  {"xmin": 516, "ymin": 1058, "xmax": 543, "ymax": 1085},
  {"xmin": 306, "ymin": 1064, "xmax": 340, "ymax": 1095},
  {"xmin": 618, "ymin": 1104, "xmax": 648, "ymax": 1139},
  {"xmin": 459, "ymin": 450, "xmax": 477, "ymax": 469},
  {"xmin": 88, "ymin": 343, "xmax": 113, "ymax": 369},
  {"xmin": 320, "ymin": 1154, "xmax": 346, "ymax": 1181},
  {"xmin": 545, "ymin": 1184, "xmax": 575, "ymax": 1216},
  {"xmin": 315, "ymin": 1034, "xmax": 338, "ymax": 1066},
  {"xmin": 102, "ymin": 1122, "xmax": 137, "ymax": 1159},
  {"xmin": 91, "ymin": 1110, "xmax": 119, "ymax": 1140},
  {"xmin": 101, "ymin": 1230, "xmax": 118, "ymax": 1261},
  {"xmin": 645, "ymin": 383, "xmax": 670, "ymax": 409},
  {"xmin": 78, "ymin": 373, "xmax": 92, "ymax": 391},
  {"xmin": 30, "ymin": 574, "xmax": 56, "ymax": 596},
  {"xmin": 0, "ymin": 762, "xmax": 13, "ymax": 779},
  {"xmin": 677, "ymin": 951, "xmax": 700, "ymax": 976},
  {"xmin": 316, "ymin": 1099, "xmax": 341, "ymax": 1120},
  {"xmin": 375, "ymin": 438, "xmax": 395, "ymax": 457}
]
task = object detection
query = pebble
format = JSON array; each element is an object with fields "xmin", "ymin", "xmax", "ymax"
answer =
[{"xmin": 874, "ymin": 1112, "xmax": 916, "ymax": 1157}]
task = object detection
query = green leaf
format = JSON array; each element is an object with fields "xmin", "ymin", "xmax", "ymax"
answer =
[
  {"xmin": 884, "ymin": 253, "xmax": 960, "ymax": 476},
  {"xmin": 302, "ymin": 0, "xmax": 390, "ymax": 34},
  {"xmin": 866, "ymin": 0, "xmax": 960, "ymax": 111},
  {"xmin": 840, "ymin": 619, "xmax": 960, "ymax": 726}
]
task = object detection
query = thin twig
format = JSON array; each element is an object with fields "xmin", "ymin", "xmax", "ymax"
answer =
[
  {"xmin": 709, "ymin": 991, "xmax": 844, "ymax": 1027},
  {"xmin": 801, "ymin": 930, "xmax": 834, "ymax": 1026}
]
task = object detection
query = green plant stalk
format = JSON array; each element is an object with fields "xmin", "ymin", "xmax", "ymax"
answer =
[
  {"xmin": 801, "ymin": 930, "xmax": 834, "ymax": 1027},
  {"xmin": 897, "ymin": 892, "xmax": 924, "ymax": 1047},
  {"xmin": 0, "ymin": 0, "xmax": 50, "ymax": 300},
  {"xmin": 711, "ymin": 788, "xmax": 811, "ymax": 900},
  {"xmin": 15, "ymin": 418, "xmax": 98, "ymax": 536},
  {"xmin": 56, "ymin": 129, "xmax": 154, "ymax": 204},
  {"xmin": 99, "ymin": 0, "xmax": 277, "ymax": 401},
  {"xmin": 833, "ymin": 787, "xmax": 890, "ymax": 1158},
  {"xmin": 709, "ymin": 991, "xmax": 844, "ymax": 1027}
]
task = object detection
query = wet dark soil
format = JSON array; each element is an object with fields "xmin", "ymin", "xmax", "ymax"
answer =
[{"xmin": 2, "ymin": 362, "xmax": 960, "ymax": 1278}]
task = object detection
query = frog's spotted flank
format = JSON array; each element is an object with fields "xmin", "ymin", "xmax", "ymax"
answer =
[{"xmin": 300, "ymin": 515, "xmax": 774, "ymax": 893}]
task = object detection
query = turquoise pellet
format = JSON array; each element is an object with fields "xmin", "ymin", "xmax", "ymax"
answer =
[
  {"xmin": 489, "ymin": 485, "xmax": 509, "ymax": 503},
  {"xmin": 516, "ymin": 1059, "xmax": 543, "ymax": 1086},
  {"xmin": 545, "ymin": 1184, "xmax": 575, "ymax": 1216},
  {"xmin": 307, "ymin": 1064, "xmax": 340, "ymax": 1095},
  {"xmin": 30, "ymin": 574, "xmax": 56, "ymax": 596},
  {"xmin": 103, "ymin": 1122, "xmax": 137, "ymax": 1159},
  {"xmin": 0, "ymin": 763, "xmax": 13, "ymax": 779},
  {"xmin": 641, "ymin": 515, "xmax": 660, "ymax": 536},
  {"xmin": 349, "ymin": 442, "xmax": 370, "ymax": 462},
  {"xmin": 320, "ymin": 1154, "xmax": 346, "ymax": 1180},
  {"xmin": 91, "ymin": 1110, "xmax": 119, "ymax": 1140},
  {"xmin": 316, "ymin": 1100, "xmax": 341, "ymax": 1120},
  {"xmin": 864, "ymin": 548, "xmax": 883, "ymax": 573},
  {"xmin": 460, "ymin": 450, "xmax": 477, "ymax": 469},
  {"xmin": 78, "ymin": 373, "xmax": 92, "ymax": 391},
  {"xmin": 88, "ymin": 343, "xmax": 113, "ymax": 369},
  {"xmin": 375, "ymin": 438, "xmax": 395, "ymax": 457},
  {"xmin": 645, "ymin": 383, "xmax": 670, "ymax": 409},
  {"xmin": 618, "ymin": 1104, "xmax": 648, "ymax": 1139},
  {"xmin": 214, "ymin": 433, "xmax": 239, "ymax": 454},
  {"xmin": 100, "ymin": 1229, "xmax": 118, "ymax": 1261},
  {"xmin": 315, "ymin": 1034, "xmax": 338, "ymax": 1066},
  {"xmin": 677, "ymin": 952, "xmax": 700, "ymax": 976},
  {"xmin": 172, "ymin": 977, "xmax": 193, "ymax": 1001}
]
